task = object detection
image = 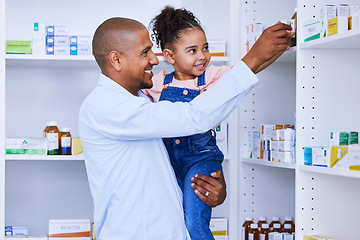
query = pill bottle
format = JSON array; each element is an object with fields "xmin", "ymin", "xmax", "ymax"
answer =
[
  {"xmin": 242, "ymin": 216, "xmax": 254, "ymax": 240},
  {"xmin": 269, "ymin": 216, "xmax": 281, "ymax": 231},
  {"xmin": 248, "ymin": 223, "xmax": 259, "ymax": 240},
  {"xmin": 282, "ymin": 217, "xmax": 295, "ymax": 233},
  {"xmin": 61, "ymin": 127, "xmax": 72, "ymax": 155},
  {"xmin": 259, "ymin": 223, "xmax": 269, "ymax": 240},
  {"xmin": 271, "ymin": 223, "xmax": 282, "ymax": 233},
  {"xmin": 46, "ymin": 121, "xmax": 60, "ymax": 155},
  {"xmin": 257, "ymin": 216, "xmax": 267, "ymax": 230},
  {"xmin": 282, "ymin": 223, "xmax": 293, "ymax": 234},
  {"xmin": 43, "ymin": 122, "xmax": 51, "ymax": 137}
]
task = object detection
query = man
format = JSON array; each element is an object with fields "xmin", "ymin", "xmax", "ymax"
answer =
[{"xmin": 79, "ymin": 17, "xmax": 292, "ymax": 240}]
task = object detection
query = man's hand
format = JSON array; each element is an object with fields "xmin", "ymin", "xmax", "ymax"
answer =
[
  {"xmin": 190, "ymin": 170, "xmax": 226, "ymax": 207},
  {"xmin": 242, "ymin": 22, "xmax": 294, "ymax": 73}
]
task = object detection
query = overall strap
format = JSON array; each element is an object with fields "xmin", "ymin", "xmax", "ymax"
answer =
[
  {"xmin": 197, "ymin": 71, "xmax": 206, "ymax": 87},
  {"xmin": 163, "ymin": 71, "xmax": 175, "ymax": 84}
]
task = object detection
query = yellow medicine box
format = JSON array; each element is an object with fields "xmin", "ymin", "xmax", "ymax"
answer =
[
  {"xmin": 328, "ymin": 17, "xmax": 338, "ymax": 36},
  {"xmin": 72, "ymin": 137, "xmax": 83, "ymax": 155}
]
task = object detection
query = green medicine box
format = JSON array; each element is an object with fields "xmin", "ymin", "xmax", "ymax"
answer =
[{"xmin": 6, "ymin": 40, "xmax": 32, "ymax": 54}]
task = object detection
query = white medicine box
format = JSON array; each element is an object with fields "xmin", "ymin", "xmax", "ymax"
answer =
[
  {"xmin": 209, "ymin": 218, "xmax": 227, "ymax": 236},
  {"xmin": 49, "ymin": 219, "xmax": 91, "ymax": 239}
]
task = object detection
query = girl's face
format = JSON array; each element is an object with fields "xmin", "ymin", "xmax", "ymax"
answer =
[{"xmin": 171, "ymin": 28, "xmax": 211, "ymax": 80}]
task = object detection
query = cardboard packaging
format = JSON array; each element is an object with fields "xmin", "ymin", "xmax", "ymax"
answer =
[
  {"xmin": 348, "ymin": 144, "xmax": 360, "ymax": 170},
  {"xmin": 6, "ymin": 137, "xmax": 46, "ymax": 154},
  {"xmin": 329, "ymin": 132, "xmax": 349, "ymax": 146},
  {"xmin": 349, "ymin": 6, "xmax": 359, "ymax": 30},
  {"xmin": 6, "ymin": 236, "xmax": 47, "ymax": 240},
  {"xmin": 330, "ymin": 145, "xmax": 349, "ymax": 168},
  {"xmin": 72, "ymin": 138, "xmax": 83, "ymax": 155},
  {"xmin": 5, "ymin": 226, "xmax": 28, "ymax": 236},
  {"xmin": 338, "ymin": 4, "xmax": 349, "ymax": 33},
  {"xmin": 48, "ymin": 219, "xmax": 91, "ymax": 240},
  {"xmin": 321, "ymin": 5, "xmax": 337, "ymax": 37},
  {"xmin": 312, "ymin": 147, "xmax": 330, "ymax": 167},
  {"xmin": 6, "ymin": 40, "xmax": 32, "ymax": 54},
  {"xmin": 303, "ymin": 18, "xmax": 321, "ymax": 42},
  {"xmin": 208, "ymin": 40, "xmax": 226, "ymax": 57},
  {"xmin": 32, "ymin": 22, "xmax": 46, "ymax": 55},
  {"xmin": 210, "ymin": 218, "xmax": 227, "ymax": 236}
]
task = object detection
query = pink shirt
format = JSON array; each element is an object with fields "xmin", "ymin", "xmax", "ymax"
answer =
[{"xmin": 143, "ymin": 65, "xmax": 232, "ymax": 102}]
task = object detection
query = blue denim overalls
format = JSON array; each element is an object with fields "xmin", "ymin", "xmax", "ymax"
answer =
[{"xmin": 159, "ymin": 71, "xmax": 224, "ymax": 240}]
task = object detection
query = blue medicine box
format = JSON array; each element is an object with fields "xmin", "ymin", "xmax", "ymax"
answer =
[{"xmin": 303, "ymin": 147, "xmax": 313, "ymax": 165}]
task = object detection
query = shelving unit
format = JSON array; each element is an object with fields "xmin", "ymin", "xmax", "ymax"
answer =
[
  {"xmin": 1, "ymin": 0, "xmax": 6, "ymax": 238},
  {"xmin": 236, "ymin": 0, "xmax": 297, "ymax": 239},
  {"xmin": 296, "ymin": 1, "xmax": 360, "ymax": 239},
  {"xmin": 2, "ymin": 0, "xmax": 234, "ymax": 237},
  {"xmin": 236, "ymin": 0, "xmax": 360, "ymax": 238},
  {"xmin": 2, "ymin": 0, "xmax": 360, "ymax": 239}
]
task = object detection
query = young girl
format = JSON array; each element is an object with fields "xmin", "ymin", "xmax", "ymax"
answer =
[{"xmin": 143, "ymin": 6, "xmax": 232, "ymax": 240}]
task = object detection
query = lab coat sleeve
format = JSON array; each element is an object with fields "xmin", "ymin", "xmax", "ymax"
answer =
[{"xmin": 79, "ymin": 61, "xmax": 258, "ymax": 140}]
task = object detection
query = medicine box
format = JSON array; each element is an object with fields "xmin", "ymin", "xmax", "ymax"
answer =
[
  {"xmin": 32, "ymin": 22, "xmax": 46, "ymax": 55},
  {"xmin": 6, "ymin": 236, "xmax": 48, "ymax": 240},
  {"xmin": 279, "ymin": 151, "xmax": 292, "ymax": 163},
  {"xmin": 279, "ymin": 129, "xmax": 295, "ymax": 142},
  {"xmin": 327, "ymin": 17, "xmax": 338, "ymax": 36},
  {"xmin": 348, "ymin": 144, "xmax": 360, "ymax": 171},
  {"xmin": 48, "ymin": 219, "xmax": 91, "ymax": 239},
  {"xmin": 312, "ymin": 147, "xmax": 330, "ymax": 167},
  {"xmin": 321, "ymin": 5, "xmax": 337, "ymax": 37},
  {"xmin": 214, "ymin": 236, "xmax": 228, "ymax": 240},
  {"xmin": 330, "ymin": 145, "xmax": 349, "ymax": 168},
  {"xmin": 46, "ymin": 26, "xmax": 69, "ymax": 36},
  {"xmin": 248, "ymin": 131, "xmax": 260, "ymax": 158},
  {"xmin": 303, "ymin": 18, "xmax": 321, "ymax": 42},
  {"xmin": 271, "ymin": 140, "xmax": 279, "ymax": 151},
  {"xmin": 272, "ymin": 151, "xmax": 279, "ymax": 162},
  {"xmin": 349, "ymin": 6, "xmax": 359, "ymax": 30},
  {"xmin": 269, "ymin": 232, "xmax": 282, "ymax": 240},
  {"xmin": 208, "ymin": 40, "xmax": 226, "ymax": 57},
  {"xmin": 261, "ymin": 124, "xmax": 283, "ymax": 140},
  {"xmin": 338, "ymin": 4, "xmax": 349, "ymax": 33},
  {"xmin": 304, "ymin": 147, "xmax": 313, "ymax": 165},
  {"xmin": 303, "ymin": 236, "xmax": 335, "ymax": 240},
  {"xmin": 72, "ymin": 138, "xmax": 83, "ymax": 155},
  {"xmin": 329, "ymin": 132, "xmax": 349, "ymax": 146},
  {"xmin": 70, "ymin": 36, "xmax": 92, "ymax": 56},
  {"xmin": 283, "ymin": 233, "xmax": 294, "ymax": 240},
  {"xmin": 6, "ymin": 138, "xmax": 46, "ymax": 154},
  {"xmin": 271, "ymin": 130, "xmax": 280, "ymax": 141},
  {"xmin": 267, "ymin": 150, "xmax": 272, "ymax": 161},
  {"xmin": 278, "ymin": 140, "xmax": 292, "ymax": 152},
  {"xmin": 281, "ymin": 19, "xmax": 296, "ymax": 45},
  {"xmin": 6, "ymin": 40, "xmax": 32, "ymax": 54},
  {"xmin": 349, "ymin": 131, "xmax": 358, "ymax": 144},
  {"xmin": 5, "ymin": 226, "xmax": 28, "ymax": 236},
  {"xmin": 46, "ymin": 46, "xmax": 70, "ymax": 55},
  {"xmin": 215, "ymin": 123, "xmax": 228, "ymax": 155},
  {"xmin": 209, "ymin": 218, "xmax": 227, "ymax": 235}
]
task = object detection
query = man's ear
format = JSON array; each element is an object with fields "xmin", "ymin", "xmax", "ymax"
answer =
[
  {"xmin": 108, "ymin": 50, "xmax": 122, "ymax": 71},
  {"xmin": 163, "ymin": 49, "xmax": 175, "ymax": 64}
]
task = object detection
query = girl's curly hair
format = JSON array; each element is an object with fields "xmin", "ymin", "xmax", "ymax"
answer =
[{"xmin": 149, "ymin": 5, "xmax": 203, "ymax": 51}]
